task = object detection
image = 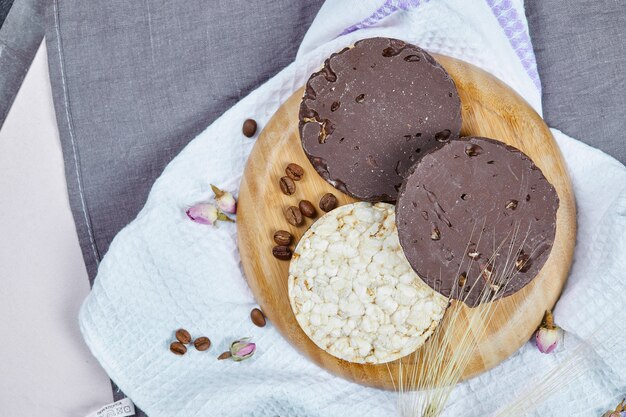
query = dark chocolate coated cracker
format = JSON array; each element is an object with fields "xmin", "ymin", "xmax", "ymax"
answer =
[
  {"xmin": 396, "ymin": 137, "xmax": 559, "ymax": 307},
  {"xmin": 299, "ymin": 37, "xmax": 461, "ymax": 202}
]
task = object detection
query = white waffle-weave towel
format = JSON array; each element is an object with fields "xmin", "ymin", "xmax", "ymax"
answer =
[{"xmin": 79, "ymin": 1, "xmax": 626, "ymax": 416}]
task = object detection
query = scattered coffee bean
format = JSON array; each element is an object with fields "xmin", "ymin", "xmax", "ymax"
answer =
[
  {"xmin": 242, "ymin": 119, "xmax": 257, "ymax": 137},
  {"xmin": 272, "ymin": 245, "xmax": 293, "ymax": 260},
  {"xmin": 319, "ymin": 193, "xmax": 338, "ymax": 212},
  {"xmin": 273, "ymin": 230, "xmax": 293, "ymax": 246},
  {"xmin": 170, "ymin": 341, "xmax": 187, "ymax": 356},
  {"xmin": 279, "ymin": 176, "xmax": 296, "ymax": 195},
  {"xmin": 299, "ymin": 200, "xmax": 317, "ymax": 218},
  {"xmin": 193, "ymin": 337, "xmax": 211, "ymax": 351},
  {"xmin": 284, "ymin": 206, "xmax": 303, "ymax": 226},
  {"xmin": 250, "ymin": 308, "xmax": 267, "ymax": 327},
  {"xmin": 218, "ymin": 351, "xmax": 232, "ymax": 360},
  {"xmin": 285, "ymin": 163, "xmax": 304, "ymax": 181},
  {"xmin": 175, "ymin": 328, "xmax": 191, "ymax": 344}
]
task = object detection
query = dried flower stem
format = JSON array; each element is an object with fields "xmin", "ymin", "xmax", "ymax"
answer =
[
  {"xmin": 210, "ymin": 184, "xmax": 225, "ymax": 198},
  {"xmin": 491, "ymin": 323, "xmax": 622, "ymax": 417},
  {"xmin": 217, "ymin": 212, "xmax": 235, "ymax": 222},
  {"xmin": 489, "ymin": 342, "xmax": 606, "ymax": 416}
]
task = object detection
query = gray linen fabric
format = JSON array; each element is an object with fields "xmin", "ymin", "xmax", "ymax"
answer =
[
  {"xmin": 43, "ymin": 0, "xmax": 624, "ymax": 415},
  {"xmin": 525, "ymin": 0, "xmax": 626, "ymax": 163},
  {"xmin": 0, "ymin": 0, "xmax": 45, "ymax": 127},
  {"xmin": 0, "ymin": 0, "xmax": 15, "ymax": 25},
  {"xmin": 45, "ymin": 0, "xmax": 325, "ymax": 283},
  {"xmin": 45, "ymin": 1, "xmax": 324, "ymax": 414}
]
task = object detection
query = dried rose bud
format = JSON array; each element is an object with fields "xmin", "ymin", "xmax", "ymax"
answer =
[
  {"xmin": 229, "ymin": 337, "xmax": 256, "ymax": 361},
  {"xmin": 211, "ymin": 184, "xmax": 237, "ymax": 214},
  {"xmin": 535, "ymin": 310, "xmax": 562, "ymax": 354},
  {"xmin": 535, "ymin": 327, "xmax": 560, "ymax": 354},
  {"xmin": 186, "ymin": 203, "xmax": 234, "ymax": 225}
]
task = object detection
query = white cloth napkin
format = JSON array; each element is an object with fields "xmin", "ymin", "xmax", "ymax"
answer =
[{"xmin": 79, "ymin": 1, "xmax": 626, "ymax": 416}]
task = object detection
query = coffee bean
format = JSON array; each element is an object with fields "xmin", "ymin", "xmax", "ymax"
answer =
[
  {"xmin": 279, "ymin": 176, "xmax": 296, "ymax": 195},
  {"xmin": 242, "ymin": 119, "xmax": 257, "ymax": 137},
  {"xmin": 273, "ymin": 230, "xmax": 293, "ymax": 246},
  {"xmin": 284, "ymin": 206, "xmax": 303, "ymax": 226},
  {"xmin": 193, "ymin": 337, "xmax": 211, "ymax": 351},
  {"xmin": 170, "ymin": 341, "xmax": 187, "ymax": 355},
  {"xmin": 319, "ymin": 193, "xmax": 338, "ymax": 212},
  {"xmin": 285, "ymin": 163, "xmax": 304, "ymax": 181},
  {"xmin": 218, "ymin": 351, "xmax": 232, "ymax": 360},
  {"xmin": 175, "ymin": 328, "xmax": 191, "ymax": 344},
  {"xmin": 250, "ymin": 308, "xmax": 267, "ymax": 327},
  {"xmin": 272, "ymin": 245, "xmax": 292, "ymax": 260},
  {"xmin": 298, "ymin": 200, "xmax": 317, "ymax": 218}
]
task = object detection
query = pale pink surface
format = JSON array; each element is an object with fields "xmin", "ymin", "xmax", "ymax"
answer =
[{"xmin": 0, "ymin": 44, "xmax": 113, "ymax": 416}]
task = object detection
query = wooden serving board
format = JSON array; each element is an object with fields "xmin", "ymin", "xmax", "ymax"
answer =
[{"xmin": 237, "ymin": 55, "xmax": 576, "ymax": 389}]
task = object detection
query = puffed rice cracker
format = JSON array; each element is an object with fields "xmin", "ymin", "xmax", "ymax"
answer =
[{"xmin": 288, "ymin": 202, "xmax": 448, "ymax": 364}]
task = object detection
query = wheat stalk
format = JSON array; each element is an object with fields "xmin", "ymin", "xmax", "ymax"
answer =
[
  {"xmin": 489, "ymin": 325, "xmax": 623, "ymax": 417},
  {"xmin": 393, "ymin": 218, "xmax": 534, "ymax": 417},
  {"xmin": 488, "ymin": 345, "xmax": 590, "ymax": 416}
]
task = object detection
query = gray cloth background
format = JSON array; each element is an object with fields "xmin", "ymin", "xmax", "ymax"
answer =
[
  {"xmin": 45, "ymin": 0, "xmax": 325, "ymax": 282},
  {"xmin": 0, "ymin": 0, "xmax": 45, "ymax": 127},
  {"xmin": 526, "ymin": 0, "xmax": 626, "ymax": 161},
  {"xmin": 42, "ymin": 0, "xmax": 625, "ymax": 415}
]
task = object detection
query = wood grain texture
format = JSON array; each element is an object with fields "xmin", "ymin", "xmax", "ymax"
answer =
[{"xmin": 237, "ymin": 55, "xmax": 576, "ymax": 389}]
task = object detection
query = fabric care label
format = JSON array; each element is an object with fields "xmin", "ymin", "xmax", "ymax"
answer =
[{"xmin": 85, "ymin": 398, "xmax": 135, "ymax": 417}]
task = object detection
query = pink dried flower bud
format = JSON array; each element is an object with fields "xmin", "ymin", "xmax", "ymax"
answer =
[
  {"xmin": 186, "ymin": 203, "xmax": 234, "ymax": 225},
  {"xmin": 211, "ymin": 184, "xmax": 237, "ymax": 214},
  {"xmin": 229, "ymin": 337, "xmax": 256, "ymax": 361},
  {"xmin": 535, "ymin": 310, "xmax": 562, "ymax": 354},
  {"xmin": 535, "ymin": 327, "xmax": 561, "ymax": 353}
]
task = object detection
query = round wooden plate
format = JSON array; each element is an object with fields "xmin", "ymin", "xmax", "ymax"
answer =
[{"xmin": 237, "ymin": 55, "xmax": 576, "ymax": 389}]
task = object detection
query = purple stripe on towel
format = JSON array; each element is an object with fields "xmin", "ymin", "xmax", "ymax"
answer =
[
  {"xmin": 338, "ymin": 0, "xmax": 540, "ymax": 92},
  {"xmin": 485, "ymin": 0, "xmax": 542, "ymax": 92},
  {"xmin": 340, "ymin": 0, "xmax": 429, "ymax": 36},
  {"xmin": 340, "ymin": 0, "xmax": 408, "ymax": 36}
]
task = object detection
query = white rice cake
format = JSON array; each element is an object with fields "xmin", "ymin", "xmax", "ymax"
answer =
[{"xmin": 288, "ymin": 202, "xmax": 448, "ymax": 364}]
